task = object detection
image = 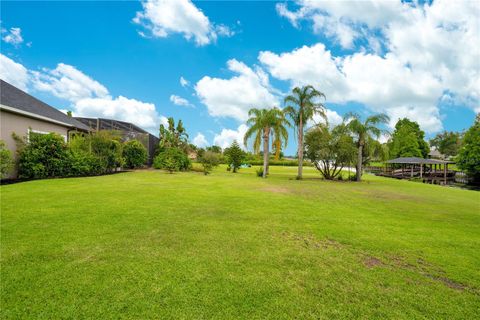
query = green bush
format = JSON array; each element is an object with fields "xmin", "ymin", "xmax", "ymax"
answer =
[
  {"xmin": 246, "ymin": 159, "xmax": 312, "ymax": 167},
  {"xmin": 256, "ymin": 167, "xmax": 264, "ymax": 177},
  {"xmin": 153, "ymin": 147, "xmax": 190, "ymax": 173},
  {"xmin": 17, "ymin": 133, "xmax": 71, "ymax": 179},
  {"xmin": 198, "ymin": 151, "xmax": 220, "ymax": 175},
  {"xmin": 123, "ymin": 140, "xmax": 147, "ymax": 169},
  {"xmin": 0, "ymin": 140, "xmax": 13, "ymax": 178}
]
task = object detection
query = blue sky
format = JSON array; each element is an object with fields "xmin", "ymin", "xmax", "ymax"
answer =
[{"xmin": 1, "ymin": 0, "xmax": 478, "ymax": 155}]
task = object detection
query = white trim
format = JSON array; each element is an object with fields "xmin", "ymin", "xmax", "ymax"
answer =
[{"xmin": 0, "ymin": 103, "xmax": 74, "ymax": 128}]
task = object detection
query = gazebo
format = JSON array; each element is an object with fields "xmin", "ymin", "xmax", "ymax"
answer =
[{"xmin": 383, "ymin": 157, "xmax": 455, "ymax": 185}]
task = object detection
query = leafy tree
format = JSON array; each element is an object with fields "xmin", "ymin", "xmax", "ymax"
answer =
[
  {"xmin": 284, "ymin": 85, "xmax": 326, "ymax": 179},
  {"xmin": 123, "ymin": 140, "xmax": 147, "ymax": 169},
  {"xmin": 0, "ymin": 140, "xmax": 13, "ymax": 178},
  {"xmin": 244, "ymin": 108, "xmax": 289, "ymax": 178},
  {"xmin": 430, "ymin": 131, "xmax": 462, "ymax": 157},
  {"xmin": 389, "ymin": 118, "xmax": 429, "ymax": 158},
  {"xmin": 457, "ymin": 114, "xmax": 480, "ymax": 184},
  {"xmin": 158, "ymin": 117, "xmax": 189, "ymax": 153},
  {"xmin": 206, "ymin": 145, "xmax": 222, "ymax": 154},
  {"xmin": 224, "ymin": 141, "xmax": 245, "ymax": 173},
  {"xmin": 344, "ymin": 112, "xmax": 389, "ymax": 181},
  {"xmin": 198, "ymin": 151, "xmax": 220, "ymax": 175},
  {"xmin": 153, "ymin": 147, "xmax": 190, "ymax": 173},
  {"xmin": 305, "ymin": 124, "xmax": 356, "ymax": 180}
]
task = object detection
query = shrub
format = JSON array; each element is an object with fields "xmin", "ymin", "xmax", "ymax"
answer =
[
  {"xmin": 224, "ymin": 141, "xmax": 245, "ymax": 173},
  {"xmin": 123, "ymin": 140, "xmax": 147, "ymax": 169},
  {"xmin": 0, "ymin": 140, "xmax": 13, "ymax": 178},
  {"xmin": 17, "ymin": 132, "xmax": 71, "ymax": 179},
  {"xmin": 153, "ymin": 147, "xmax": 190, "ymax": 173},
  {"xmin": 198, "ymin": 151, "xmax": 220, "ymax": 175},
  {"xmin": 256, "ymin": 167, "xmax": 264, "ymax": 177}
]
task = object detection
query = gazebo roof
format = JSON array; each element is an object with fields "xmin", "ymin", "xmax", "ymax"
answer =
[{"xmin": 386, "ymin": 157, "xmax": 453, "ymax": 164}]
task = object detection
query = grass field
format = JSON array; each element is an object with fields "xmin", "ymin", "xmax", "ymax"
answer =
[{"xmin": 1, "ymin": 166, "xmax": 479, "ymax": 319}]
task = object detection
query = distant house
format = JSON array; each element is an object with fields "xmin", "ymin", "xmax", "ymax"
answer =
[
  {"xmin": 428, "ymin": 148, "xmax": 445, "ymax": 160},
  {"xmin": 74, "ymin": 117, "xmax": 159, "ymax": 165},
  {"xmin": 0, "ymin": 80, "xmax": 90, "ymax": 178}
]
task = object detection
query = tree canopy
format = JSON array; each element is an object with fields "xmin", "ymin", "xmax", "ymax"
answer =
[
  {"xmin": 456, "ymin": 114, "xmax": 480, "ymax": 184},
  {"xmin": 389, "ymin": 118, "xmax": 429, "ymax": 158}
]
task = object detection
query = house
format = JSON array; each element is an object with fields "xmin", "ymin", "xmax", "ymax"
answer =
[
  {"xmin": 428, "ymin": 148, "xmax": 445, "ymax": 160},
  {"xmin": 0, "ymin": 80, "xmax": 91, "ymax": 178},
  {"xmin": 73, "ymin": 117, "xmax": 159, "ymax": 165}
]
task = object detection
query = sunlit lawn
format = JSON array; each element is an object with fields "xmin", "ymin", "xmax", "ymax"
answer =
[{"xmin": 1, "ymin": 166, "xmax": 479, "ymax": 319}]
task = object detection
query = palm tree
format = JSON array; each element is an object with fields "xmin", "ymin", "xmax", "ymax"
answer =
[
  {"xmin": 344, "ymin": 112, "xmax": 390, "ymax": 181},
  {"xmin": 244, "ymin": 107, "xmax": 290, "ymax": 178},
  {"xmin": 284, "ymin": 85, "xmax": 326, "ymax": 179}
]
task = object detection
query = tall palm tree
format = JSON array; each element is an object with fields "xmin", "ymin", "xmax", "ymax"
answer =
[
  {"xmin": 244, "ymin": 107, "xmax": 290, "ymax": 178},
  {"xmin": 344, "ymin": 112, "xmax": 390, "ymax": 181},
  {"xmin": 284, "ymin": 85, "xmax": 326, "ymax": 179}
]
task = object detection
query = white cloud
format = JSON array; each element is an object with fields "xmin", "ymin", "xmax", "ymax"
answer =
[
  {"xmin": 2, "ymin": 27, "xmax": 24, "ymax": 46},
  {"xmin": 195, "ymin": 59, "xmax": 279, "ymax": 121},
  {"xmin": 170, "ymin": 94, "xmax": 193, "ymax": 107},
  {"xmin": 259, "ymin": 43, "xmax": 347, "ymax": 102},
  {"xmin": 180, "ymin": 76, "xmax": 189, "ymax": 87},
  {"xmin": 308, "ymin": 108, "xmax": 343, "ymax": 128},
  {"xmin": 75, "ymin": 96, "xmax": 161, "ymax": 131},
  {"xmin": 31, "ymin": 63, "xmax": 109, "ymax": 102},
  {"xmin": 133, "ymin": 0, "xmax": 232, "ymax": 46},
  {"xmin": 213, "ymin": 124, "xmax": 248, "ymax": 150},
  {"xmin": 192, "ymin": 132, "xmax": 208, "ymax": 147},
  {"xmin": 0, "ymin": 54, "xmax": 29, "ymax": 91}
]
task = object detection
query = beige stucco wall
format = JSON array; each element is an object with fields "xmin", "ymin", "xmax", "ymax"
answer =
[{"xmin": 1, "ymin": 110, "xmax": 70, "ymax": 178}]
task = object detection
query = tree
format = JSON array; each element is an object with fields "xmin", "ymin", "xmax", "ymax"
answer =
[
  {"xmin": 153, "ymin": 147, "xmax": 190, "ymax": 173},
  {"xmin": 0, "ymin": 140, "xmax": 13, "ymax": 178},
  {"xmin": 244, "ymin": 108, "xmax": 289, "ymax": 178},
  {"xmin": 206, "ymin": 145, "xmax": 222, "ymax": 154},
  {"xmin": 158, "ymin": 117, "xmax": 189, "ymax": 153},
  {"xmin": 430, "ymin": 131, "xmax": 462, "ymax": 157},
  {"xmin": 123, "ymin": 140, "xmax": 147, "ymax": 169},
  {"xmin": 344, "ymin": 112, "xmax": 389, "ymax": 181},
  {"xmin": 284, "ymin": 85, "xmax": 326, "ymax": 179},
  {"xmin": 224, "ymin": 141, "xmax": 245, "ymax": 173},
  {"xmin": 389, "ymin": 118, "xmax": 429, "ymax": 158},
  {"xmin": 457, "ymin": 114, "xmax": 480, "ymax": 184},
  {"xmin": 305, "ymin": 124, "xmax": 356, "ymax": 180},
  {"xmin": 198, "ymin": 151, "xmax": 220, "ymax": 175}
]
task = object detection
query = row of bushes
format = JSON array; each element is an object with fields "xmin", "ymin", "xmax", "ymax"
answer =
[
  {"xmin": 10, "ymin": 132, "xmax": 148, "ymax": 180},
  {"xmin": 246, "ymin": 159, "xmax": 313, "ymax": 167}
]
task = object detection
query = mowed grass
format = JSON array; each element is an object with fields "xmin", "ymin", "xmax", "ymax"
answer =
[{"xmin": 1, "ymin": 166, "xmax": 479, "ymax": 319}]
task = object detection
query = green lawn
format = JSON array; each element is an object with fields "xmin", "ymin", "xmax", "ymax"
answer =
[{"xmin": 1, "ymin": 166, "xmax": 479, "ymax": 319}]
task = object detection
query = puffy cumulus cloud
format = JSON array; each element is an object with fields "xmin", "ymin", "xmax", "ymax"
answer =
[
  {"xmin": 275, "ymin": 0, "xmax": 479, "ymax": 118},
  {"xmin": 192, "ymin": 132, "xmax": 208, "ymax": 147},
  {"xmin": 75, "ymin": 96, "xmax": 161, "ymax": 131},
  {"xmin": 1, "ymin": 27, "xmax": 24, "ymax": 46},
  {"xmin": 133, "ymin": 0, "xmax": 233, "ymax": 46},
  {"xmin": 195, "ymin": 59, "xmax": 279, "ymax": 121},
  {"xmin": 213, "ymin": 124, "xmax": 248, "ymax": 150},
  {"xmin": 259, "ymin": 43, "xmax": 347, "ymax": 102},
  {"xmin": 31, "ymin": 63, "xmax": 109, "ymax": 102},
  {"xmin": 170, "ymin": 94, "xmax": 193, "ymax": 107},
  {"xmin": 276, "ymin": 0, "xmax": 406, "ymax": 49},
  {"xmin": 0, "ymin": 54, "xmax": 29, "ymax": 91}
]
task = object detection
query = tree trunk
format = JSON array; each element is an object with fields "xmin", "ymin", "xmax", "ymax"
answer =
[
  {"xmin": 356, "ymin": 144, "xmax": 363, "ymax": 181},
  {"xmin": 263, "ymin": 128, "xmax": 269, "ymax": 178},
  {"xmin": 297, "ymin": 115, "xmax": 304, "ymax": 180}
]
